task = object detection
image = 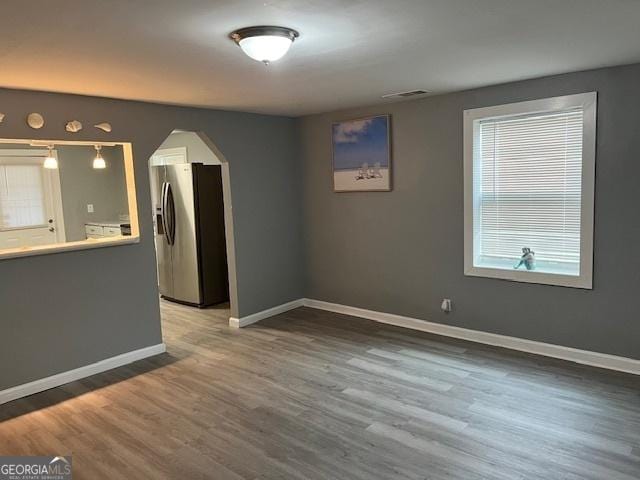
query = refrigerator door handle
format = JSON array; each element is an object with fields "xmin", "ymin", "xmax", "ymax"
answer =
[
  {"xmin": 166, "ymin": 182, "xmax": 176, "ymax": 246},
  {"xmin": 160, "ymin": 182, "xmax": 169, "ymax": 243}
]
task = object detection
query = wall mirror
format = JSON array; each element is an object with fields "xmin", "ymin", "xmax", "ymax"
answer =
[{"xmin": 0, "ymin": 139, "xmax": 139, "ymax": 259}]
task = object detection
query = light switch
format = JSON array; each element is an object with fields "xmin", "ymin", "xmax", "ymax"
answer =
[{"xmin": 87, "ymin": 204, "xmax": 94, "ymax": 213}]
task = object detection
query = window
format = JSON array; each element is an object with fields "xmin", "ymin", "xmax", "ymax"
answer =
[
  {"xmin": 0, "ymin": 164, "xmax": 47, "ymax": 229},
  {"xmin": 464, "ymin": 93, "xmax": 596, "ymax": 289}
]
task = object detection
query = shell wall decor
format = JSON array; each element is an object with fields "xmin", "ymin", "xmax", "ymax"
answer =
[
  {"xmin": 27, "ymin": 113, "xmax": 45, "ymax": 129},
  {"xmin": 94, "ymin": 122, "xmax": 112, "ymax": 133},
  {"xmin": 65, "ymin": 120, "xmax": 83, "ymax": 133},
  {"xmin": 14, "ymin": 113, "xmax": 112, "ymax": 132},
  {"xmin": 0, "ymin": 113, "xmax": 4, "ymax": 123}
]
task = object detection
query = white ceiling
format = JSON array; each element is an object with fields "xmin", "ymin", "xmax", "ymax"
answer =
[{"xmin": 2, "ymin": 0, "xmax": 640, "ymax": 116}]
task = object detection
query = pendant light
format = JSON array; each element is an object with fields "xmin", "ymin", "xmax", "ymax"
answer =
[
  {"xmin": 43, "ymin": 145, "xmax": 58, "ymax": 169},
  {"xmin": 229, "ymin": 26, "xmax": 299, "ymax": 65},
  {"xmin": 93, "ymin": 145, "xmax": 106, "ymax": 169}
]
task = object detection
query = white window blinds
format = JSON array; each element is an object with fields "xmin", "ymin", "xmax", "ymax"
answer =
[{"xmin": 474, "ymin": 108, "xmax": 583, "ymax": 274}]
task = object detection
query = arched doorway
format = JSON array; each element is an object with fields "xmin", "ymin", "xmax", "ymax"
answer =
[{"xmin": 149, "ymin": 130, "xmax": 239, "ymax": 321}]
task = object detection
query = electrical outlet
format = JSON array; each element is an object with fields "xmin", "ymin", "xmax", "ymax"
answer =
[
  {"xmin": 87, "ymin": 204, "xmax": 94, "ymax": 213},
  {"xmin": 441, "ymin": 298, "xmax": 452, "ymax": 313}
]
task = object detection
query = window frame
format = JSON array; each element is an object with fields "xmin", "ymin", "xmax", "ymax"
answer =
[{"xmin": 463, "ymin": 92, "xmax": 597, "ymax": 289}]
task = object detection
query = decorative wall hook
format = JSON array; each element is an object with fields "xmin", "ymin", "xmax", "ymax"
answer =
[{"xmin": 27, "ymin": 113, "xmax": 45, "ymax": 129}]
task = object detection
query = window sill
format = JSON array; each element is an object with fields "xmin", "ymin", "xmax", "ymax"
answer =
[
  {"xmin": 0, "ymin": 235, "xmax": 141, "ymax": 261},
  {"xmin": 474, "ymin": 257, "xmax": 579, "ymax": 276},
  {"xmin": 464, "ymin": 264, "xmax": 592, "ymax": 289}
]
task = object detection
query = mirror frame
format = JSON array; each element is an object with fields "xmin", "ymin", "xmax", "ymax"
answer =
[{"xmin": 0, "ymin": 138, "xmax": 140, "ymax": 260}]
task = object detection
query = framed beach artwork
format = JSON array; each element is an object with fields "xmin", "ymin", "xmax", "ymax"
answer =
[{"xmin": 332, "ymin": 114, "xmax": 391, "ymax": 192}]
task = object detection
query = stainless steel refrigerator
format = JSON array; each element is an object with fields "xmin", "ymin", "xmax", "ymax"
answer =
[{"xmin": 152, "ymin": 163, "xmax": 229, "ymax": 307}]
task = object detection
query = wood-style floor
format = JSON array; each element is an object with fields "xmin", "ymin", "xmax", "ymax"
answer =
[{"xmin": 2, "ymin": 300, "xmax": 640, "ymax": 479}]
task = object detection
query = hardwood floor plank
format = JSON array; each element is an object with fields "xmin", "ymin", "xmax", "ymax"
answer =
[
  {"xmin": 366, "ymin": 421, "xmax": 525, "ymax": 480},
  {"xmin": 346, "ymin": 357, "xmax": 454, "ymax": 392},
  {"xmin": 341, "ymin": 387, "xmax": 468, "ymax": 432}
]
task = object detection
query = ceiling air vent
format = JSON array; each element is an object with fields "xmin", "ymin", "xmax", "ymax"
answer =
[{"xmin": 381, "ymin": 89, "xmax": 430, "ymax": 99}]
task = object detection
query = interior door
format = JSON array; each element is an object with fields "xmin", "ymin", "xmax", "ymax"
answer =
[
  {"xmin": 166, "ymin": 164, "xmax": 201, "ymax": 305},
  {"xmin": 0, "ymin": 156, "xmax": 64, "ymax": 249},
  {"xmin": 150, "ymin": 147, "xmax": 187, "ymax": 167}
]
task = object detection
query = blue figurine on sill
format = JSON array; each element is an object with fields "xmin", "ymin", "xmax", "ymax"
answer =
[{"xmin": 514, "ymin": 247, "xmax": 536, "ymax": 271}]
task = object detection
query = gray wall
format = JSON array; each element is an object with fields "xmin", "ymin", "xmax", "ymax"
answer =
[
  {"xmin": 298, "ymin": 63, "xmax": 640, "ymax": 361},
  {"xmin": 0, "ymin": 88, "xmax": 304, "ymax": 390},
  {"xmin": 3, "ymin": 62, "xmax": 638, "ymax": 392},
  {"xmin": 58, "ymin": 145, "xmax": 128, "ymax": 241}
]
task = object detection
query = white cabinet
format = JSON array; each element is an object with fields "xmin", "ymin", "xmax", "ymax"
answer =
[
  {"xmin": 85, "ymin": 225, "xmax": 104, "ymax": 238},
  {"xmin": 85, "ymin": 223, "xmax": 122, "ymax": 239}
]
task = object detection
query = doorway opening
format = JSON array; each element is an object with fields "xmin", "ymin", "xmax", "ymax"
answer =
[{"xmin": 149, "ymin": 130, "xmax": 238, "ymax": 322}]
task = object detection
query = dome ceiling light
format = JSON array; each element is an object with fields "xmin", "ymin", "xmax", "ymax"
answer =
[{"xmin": 229, "ymin": 26, "xmax": 299, "ymax": 65}]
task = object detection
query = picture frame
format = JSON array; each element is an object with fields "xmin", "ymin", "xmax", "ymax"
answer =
[{"xmin": 332, "ymin": 114, "xmax": 392, "ymax": 192}]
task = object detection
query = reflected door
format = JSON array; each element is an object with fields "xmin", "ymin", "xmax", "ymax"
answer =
[{"xmin": 0, "ymin": 155, "xmax": 64, "ymax": 249}]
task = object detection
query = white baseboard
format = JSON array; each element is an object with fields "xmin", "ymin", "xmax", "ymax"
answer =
[
  {"xmin": 304, "ymin": 299, "xmax": 640, "ymax": 375},
  {"xmin": 0, "ymin": 343, "xmax": 166, "ymax": 405},
  {"xmin": 229, "ymin": 298, "xmax": 306, "ymax": 328},
  {"xmin": 222, "ymin": 295, "xmax": 639, "ymax": 375}
]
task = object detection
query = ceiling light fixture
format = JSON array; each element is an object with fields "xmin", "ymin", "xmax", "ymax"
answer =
[
  {"xmin": 43, "ymin": 145, "xmax": 58, "ymax": 169},
  {"xmin": 229, "ymin": 26, "xmax": 299, "ymax": 65},
  {"xmin": 93, "ymin": 145, "xmax": 106, "ymax": 169}
]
